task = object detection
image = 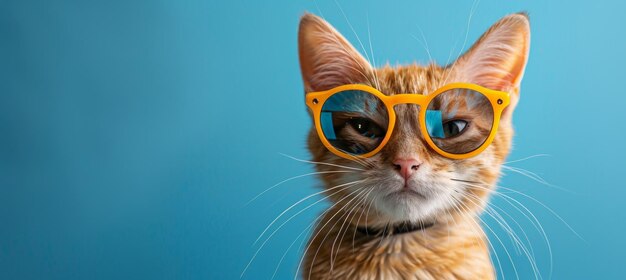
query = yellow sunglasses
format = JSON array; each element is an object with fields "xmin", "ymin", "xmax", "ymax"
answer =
[{"xmin": 305, "ymin": 83, "xmax": 510, "ymax": 160}]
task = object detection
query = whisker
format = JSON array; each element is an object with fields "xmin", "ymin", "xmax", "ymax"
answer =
[
  {"xmin": 486, "ymin": 200, "xmax": 537, "ymax": 258},
  {"xmin": 246, "ymin": 170, "xmax": 357, "ymax": 205},
  {"xmin": 281, "ymin": 191, "xmax": 348, "ymax": 280},
  {"xmin": 501, "ymin": 165, "xmax": 576, "ymax": 194},
  {"xmin": 504, "ymin": 154, "xmax": 551, "ymax": 164},
  {"xmin": 453, "ymin": 194, "xmax": 520, "ymax": 280},
  {"xmin": 365, "ymin": 12, "xmax": 382, "ymax": 89},
  {"xmin": 454, "ymin": 179, "xmax": 558, "ymax": 278},
  {"xmin": 411, "ymin": 24, "xmax": 433, "ymax": 64},
  {"xmin": 330, "ymin": 187, "xmax": 371, "ymax": 270},
  {"xmin": 460, "ymin": 179, "xmax": 583, "ymax": 244},
  {"xmin": 352, "ymin": 186, "xmax": 375, "ymax": 250},
  {"xmin": 273, "ymin": 188, "xmax": 362, "ymax": 280},
  {"xmin": 442, "ymin": 0, "xmax": 481, "ymax": 85},
  {"xmin": 454, "ymin": 180, "xmax": 551, "ymax": 238},
  {"xmin": 319, "ymin": 6, "xmax": 376, "ymax": 87},
  {"xmin": 451, "ymin": 178, "xmax": 553, "ymax": 279},
  {"xmin": 502, "ymin": 165, "xmax": 550, "ymax": 185},
  {"xmin": 271, "ymin": 218, "xmax": 315, "ymax": 280},
  {"xmin": 299, "ymin": 186, "xmax": 370, "ymax": 280},
  {"xmin": 279, "ymin": 153, "xmax": 365, "ymax": 171},
  {"xmin": 253, "ymin": 179, "xmax": 365, "ymax": 246},
  {"xmin": 243, "ymin": 180, "xmax": 365, "ymax": 278},
  {"xmin": 344, "ymin": 152, "xmax": 376, "ymax": 169},
  {"xmin": 497, "ymin": 184, "xmax": 585, "ymax": 242},
  {"xmin": 259, "ymin": 183, "xmax": 360, "ymax": 254},
  {"xmin": 463, "ymin": 194, "xmax": 542, "ymax": 280},
  {"xmin": 363, "ymin": 181, "xmax": 379, "ymax": 231},
  {"xmin": 443, "ymin": 37, "xmax": 460, "ymax": 73},
  {"xmin": 333, "ymin": 0, "xmax": 373, "ymax": 67},
  {"xmin": 446, "ymin": 195, "xmax": 504, "ymax": 280}
]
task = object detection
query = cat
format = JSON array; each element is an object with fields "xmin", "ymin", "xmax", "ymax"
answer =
[{"xmin": 297, "ymin": 12, "xmax": 530, "ymax": 280}]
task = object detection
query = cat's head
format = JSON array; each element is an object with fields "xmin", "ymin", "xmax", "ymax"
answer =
[{"xmin": 298, "ymin": 13, "xmax": 530, "ymax": 226}]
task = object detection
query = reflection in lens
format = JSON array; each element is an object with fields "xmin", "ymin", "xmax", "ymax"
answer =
[
  {"xmin": 425, "ymin": 88, "xmax": 494, "ymax": 154},
  {"xmin": 320, "ymin": 90, "xmax": 388, "ymax": 155}
]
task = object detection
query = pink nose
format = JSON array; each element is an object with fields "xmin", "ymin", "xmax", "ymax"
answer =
[{"xmin": 393, "ymin": 158, "xmax": 422, "ymax": 180}]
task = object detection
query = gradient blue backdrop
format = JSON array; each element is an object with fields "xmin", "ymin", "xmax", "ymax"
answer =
[{"xmin": 1, "ymin": 0, "xmax": 625, "ymax": 279}]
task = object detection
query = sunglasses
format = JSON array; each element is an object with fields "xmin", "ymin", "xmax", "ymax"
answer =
[{"xmin": 305, "ymin": 83, "xmax": 510, "ymax": 160}]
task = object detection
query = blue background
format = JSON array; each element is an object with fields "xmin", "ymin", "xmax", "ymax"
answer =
[{"xmin": 1, "ymin": 0, "xmax": 624, "ymax": 279}]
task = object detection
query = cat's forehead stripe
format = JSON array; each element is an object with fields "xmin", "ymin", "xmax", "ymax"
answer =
[{"xmin": 372, "ymin": 64, "xmax": 446, "ymax": 95}]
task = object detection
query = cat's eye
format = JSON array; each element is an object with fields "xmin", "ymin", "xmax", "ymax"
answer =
[
  {"xmin": 319, "ymin": 89, "xmax": 389, "ymax": 155},
  {"xmin": 347, "ymin": 117, "xmax": 384, "ymax": 138},
  {"xmin": 425, "ymin": 88, "xmax": 494, "ymax": 154},
  {"xmin": 441, "ymin": 120, "xmax": 468, "ymax": 138}
]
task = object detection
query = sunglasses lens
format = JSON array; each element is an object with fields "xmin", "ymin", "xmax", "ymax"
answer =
[
  {"xmin": 425, "ymin": 88, "xmax": 494, "ymax": 155},
  {"xmin": 320, "ymin": 90, "xmax": 388, "ymax": 155}
]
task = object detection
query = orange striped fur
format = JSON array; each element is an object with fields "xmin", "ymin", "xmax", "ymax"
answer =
[{"xmin": 298, "ymin": 12, "xmax": 530, "ymax": 280}]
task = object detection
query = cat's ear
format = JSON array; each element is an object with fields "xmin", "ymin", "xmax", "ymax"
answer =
[
  {"xmin": 452, "ymin": 13, "xmax": 530, "ymax": 113},
  {"xmin": 298, "ymin": 13, "xmax": 373, "ymax": 92}
]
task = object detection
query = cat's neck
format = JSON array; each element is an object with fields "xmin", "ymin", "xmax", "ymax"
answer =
[
  {"xmin": 302, "ymin": 209, "xmax": 494, "ymax": 279},
  {"xmin": 354, "ymin": 220, "xmax": 436, "ymax": 237}
]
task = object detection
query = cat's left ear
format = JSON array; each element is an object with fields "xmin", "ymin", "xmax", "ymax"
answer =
[
  {"xmin": 298, "ymin": 13, "xmax": 373, "ymax": 92},
  {"xmin": 452, "ymin": 13, "xmax": 530, "ymax": 117}
]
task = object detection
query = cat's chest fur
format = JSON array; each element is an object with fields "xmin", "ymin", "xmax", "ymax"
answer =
[{"xmin": 302, "ymin": 216, "xmax": 494, "ymax": 280}]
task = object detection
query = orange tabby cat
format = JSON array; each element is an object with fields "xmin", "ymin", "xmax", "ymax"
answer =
[{"xmin": 297, "ymin": 12, "xmax": 530, "ymax": 280}]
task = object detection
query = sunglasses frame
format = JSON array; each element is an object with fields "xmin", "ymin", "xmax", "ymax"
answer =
[{"xmin": 305, "ymin": 83, "xmax": 510, "ymax": 160}]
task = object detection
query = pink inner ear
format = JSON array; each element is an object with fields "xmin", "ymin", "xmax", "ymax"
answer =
[
  {"xmin": 465, "ymin": 52, "xmax": 520, "ymax": 91},
  {"xmin": 298, "ymin": 14, "xmax": 373, "ymax": 92},
  {"xmin": 307, "ymin": 44, "xmax": 371, "ymax": 90},
  {"xmin": 454, "ymin": 14, "xmax": 530, "ymax": 92}
]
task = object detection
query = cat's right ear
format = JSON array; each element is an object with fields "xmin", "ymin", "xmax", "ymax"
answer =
[{"xmin": 298, "ymin": 13, "xmax": 373, "ymax": 92}]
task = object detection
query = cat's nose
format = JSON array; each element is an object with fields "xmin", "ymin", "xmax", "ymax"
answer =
[{"xmin": 392, "ymin": 158, "xmax": 422, "ymax": 180}]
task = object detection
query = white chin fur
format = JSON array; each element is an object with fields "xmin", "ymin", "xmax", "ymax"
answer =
[{"xmin": 374, "ymin": 191, "xmax": 444, "ymax": 223}]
